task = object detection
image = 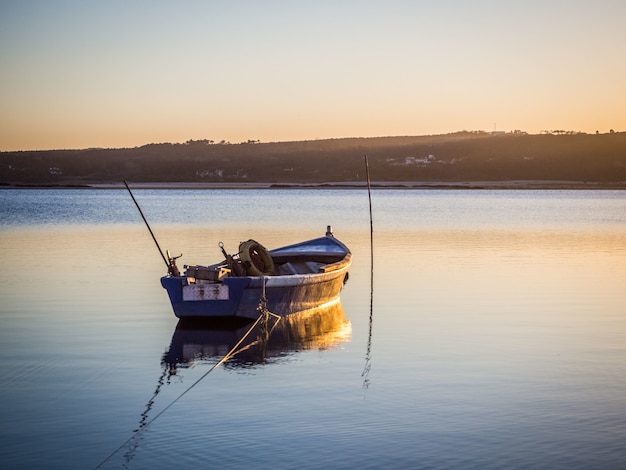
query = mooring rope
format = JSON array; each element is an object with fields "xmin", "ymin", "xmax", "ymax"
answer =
[{"xmin": 94, "ymin": 303, "xmax": 278, "ymax": 469}]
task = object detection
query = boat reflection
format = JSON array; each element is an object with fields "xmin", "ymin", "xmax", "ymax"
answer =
[
  {"xmin": 123, "ymin": 302, "xmax": 352, "ymax": 466},
  {"xmin": 162, "ymin": 300, "xmax": 351, "ymax": 373}
]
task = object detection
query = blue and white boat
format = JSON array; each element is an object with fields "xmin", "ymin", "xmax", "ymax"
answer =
[{"xmin": 160, "ymin": 226, "xmax": 351, "ymax": 320}]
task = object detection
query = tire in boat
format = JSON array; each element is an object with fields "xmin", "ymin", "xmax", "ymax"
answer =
[{"xmin": 239, "ymin": 239, "xmax": 275, "ymax": 276}]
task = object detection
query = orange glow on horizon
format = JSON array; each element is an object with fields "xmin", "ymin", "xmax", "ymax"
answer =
[{"xmin": 1, "ymin": 2, "xmax": 625, "ymax": 151}]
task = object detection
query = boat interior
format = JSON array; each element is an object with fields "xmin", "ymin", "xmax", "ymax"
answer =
[
  {"xmin": 185, "ymin": 252, "xmax": 351, "ymax": 281},
  {"xmin": 271, "ymin": 253, "xmax": 351, "ymax": 275}
]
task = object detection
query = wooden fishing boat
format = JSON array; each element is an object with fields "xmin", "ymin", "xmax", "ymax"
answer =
[{"xmin": 160, "ymin": 226, "xmax": 351, "ymax": 320}]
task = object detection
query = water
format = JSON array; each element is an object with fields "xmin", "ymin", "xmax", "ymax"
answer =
[{"xmin": 1, "ymin": 189, "xmax": 625, "ymax": 469}]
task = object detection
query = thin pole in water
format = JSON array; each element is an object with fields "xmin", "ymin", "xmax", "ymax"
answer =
[
  {"xmin": 362, "ymin": 155, "xmax": 374, "ymax": 390},
  {"xmin": 123, "ymin": 180, "xmax": 170, "ymax": 270},
  {"xmin": 364, "ymin": 155, "xmax": 373, "ymax": 271}
]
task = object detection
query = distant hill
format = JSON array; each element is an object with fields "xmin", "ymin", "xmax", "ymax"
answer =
[{"xmin": 2, "ymin": 131, "xmax": 626, "ymax": 187}]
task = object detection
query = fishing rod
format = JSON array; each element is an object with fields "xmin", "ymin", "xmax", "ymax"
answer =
[{"xmin": 123, "ymin": 180, "xmax": 180, "ymax": 276}]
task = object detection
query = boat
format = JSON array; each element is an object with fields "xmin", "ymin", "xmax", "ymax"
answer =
[
  {"xmin": 160, "ymin": 226, "xmax": 351, "ymax": 320},
  {"xmin": 162, "ymin": 300, "xmax": 351, "ymax": 371}
]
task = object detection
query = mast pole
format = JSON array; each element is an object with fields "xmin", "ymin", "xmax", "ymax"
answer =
[{"xmin": 123, "ymin": 180, "xmax": 170, "ymax": 270}]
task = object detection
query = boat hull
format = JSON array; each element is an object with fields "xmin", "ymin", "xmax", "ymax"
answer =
[{"xmin": 161, "ymin": 266, "xmax": 349, "ymax": 319}]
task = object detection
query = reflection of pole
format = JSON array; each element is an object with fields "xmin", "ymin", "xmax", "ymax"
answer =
[
  {"xmin": 95, "ymin": 311, "xmax": 271, "ymax": 469},
  {"xmin": 123, "ymin": 366, "xmax": 168, "ymax": 465},
  {"xmin": 363, "ymin": 156, "xmax": 374, "ymax": 390}
]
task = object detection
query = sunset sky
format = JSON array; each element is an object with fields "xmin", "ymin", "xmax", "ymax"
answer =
[{"xmin": 1, "ymin": 0, "xmax": 625, "ymax": 151}]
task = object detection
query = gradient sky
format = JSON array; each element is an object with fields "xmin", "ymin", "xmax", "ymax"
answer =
[{"xmin": 1, "ymin": 0, "xmax": 625, "ymax": 150}]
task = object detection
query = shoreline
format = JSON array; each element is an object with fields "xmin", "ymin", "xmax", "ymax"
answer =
[{"xmin": 2, "ymin": 180, "xmax": 626, "ymax": 190}]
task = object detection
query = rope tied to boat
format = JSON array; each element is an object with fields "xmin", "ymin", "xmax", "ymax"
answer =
[
  {"xmin": 94, "ymin": 282, "xmax": 281, "ymax": 469},
  {"xmin": 258, "ymin": 275, "xmax": 280, "ymax": 341}
]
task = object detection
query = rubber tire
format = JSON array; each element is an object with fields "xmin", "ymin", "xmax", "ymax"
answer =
[{"xmin": 239, "ymin": 239, "xmax": 275, "ymax": 276}]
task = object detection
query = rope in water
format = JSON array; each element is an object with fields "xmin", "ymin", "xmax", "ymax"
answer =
[{"xmin": 94, "ymin": 291, "xmax": 279, "ymax": 469}]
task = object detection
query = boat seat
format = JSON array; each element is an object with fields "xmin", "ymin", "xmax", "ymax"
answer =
[
  {"xmin": 277, "ymin": 261, "xmax": 322, "ymax": 275},
  {"xmin": 303, "ymin": 261, "xmax": 322, "ymax": 273},
  {"xmin": 278, "ymin": 262, "xmax": 299, "ymax": 275}
]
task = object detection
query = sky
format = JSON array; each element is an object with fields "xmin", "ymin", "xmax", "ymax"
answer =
[{"xmin": 1, "ymin": 0, "xmax": 625, "ymax": 151}]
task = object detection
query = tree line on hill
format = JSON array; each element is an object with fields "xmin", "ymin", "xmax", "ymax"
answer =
[{"xmin": 1, "ymin": 131, "xmax": 625, "ymax": 186}]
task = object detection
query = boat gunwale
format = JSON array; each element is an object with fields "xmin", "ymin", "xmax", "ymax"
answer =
[{"xmin": 165, "ymin": 252, "xmax": 351, "ymax": 285}]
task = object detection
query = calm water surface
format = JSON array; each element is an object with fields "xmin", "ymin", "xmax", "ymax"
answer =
[{"xmin": 1, "ymin": 189, "xmax": 625, "ymax": 469}]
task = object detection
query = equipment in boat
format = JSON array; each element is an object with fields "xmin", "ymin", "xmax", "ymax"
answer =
[{"xmin": 161, "ymin": 226, "xmax": 351, "ymax": 320}]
